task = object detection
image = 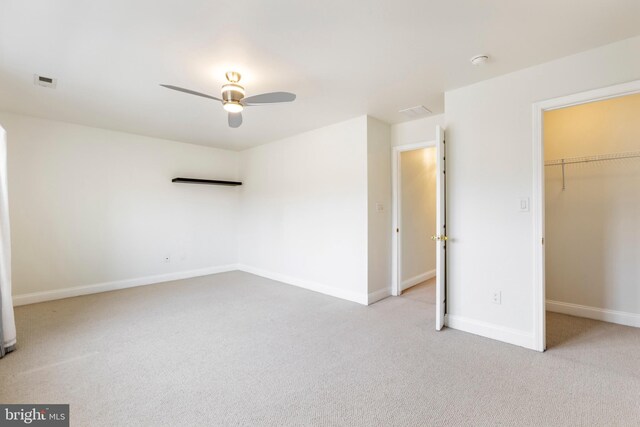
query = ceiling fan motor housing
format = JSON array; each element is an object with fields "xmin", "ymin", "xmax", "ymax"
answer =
[{"xmin": 222, "ymin": 83, "xmax": 245, "ymax": 103}]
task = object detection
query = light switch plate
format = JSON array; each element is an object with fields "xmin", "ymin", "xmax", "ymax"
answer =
[
  {"xmin": 376, "ymin": 203, "xmax": 384, "ymax": 213},
  {"xmin": 519, "ymin": 198, "xmax": 530, "ymax": 212}
]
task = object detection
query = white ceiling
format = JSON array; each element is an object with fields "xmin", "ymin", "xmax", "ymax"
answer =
[{"xmin": 1, "ymin": 0, "xmax": 639, "ymax": 150}]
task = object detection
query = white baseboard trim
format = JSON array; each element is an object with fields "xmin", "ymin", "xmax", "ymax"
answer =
[
  {"xmin": 237, "ymin": 264, "xmax": 368, "ymax": 305},
  {"xmin": 445, "ymin": 314, "xmax": 536, "ymax": 350},
  {"xmin": 546, "ymin": 300, "xmax": 640, "ymax": 328},
  {"xmin": 401, "ymin": 269, "xmax": 436, "ymax": 292},
  {"xmin": 12, "ymin": 264, "xmax": 240, "ymax": 306},
  {"xmin": 368, "ymin": 288, "xmax": 391, "ymax": 305}
]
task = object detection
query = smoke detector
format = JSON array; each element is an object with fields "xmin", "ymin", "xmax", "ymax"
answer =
[
  {"xmin": 34, "ymin": 74, "xmax": 57, "ymax": 88},
  {"xmin": 399, "ymin": 105, "xmax": 432, "ymax": 118},
  {"xmin": 470, "ymin": 55, "xmax": 489, "ymax": 66}
]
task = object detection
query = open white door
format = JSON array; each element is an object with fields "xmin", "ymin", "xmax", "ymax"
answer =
[{"xmin": 434, "ymin": 125, "xmax": 447, "ymax": 330}]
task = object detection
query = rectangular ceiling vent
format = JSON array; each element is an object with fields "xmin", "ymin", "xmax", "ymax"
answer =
[
  {"xmin": 34, "ymin": 74, "xmax": 57, "ymax": 88},
  {"xmin": 399, "ymin": 105, "xmax": 432, "ymax": 118}
]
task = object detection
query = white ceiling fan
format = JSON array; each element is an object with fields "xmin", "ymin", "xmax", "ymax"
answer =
[{"xmin": 161, "ymin": 72, "xmax": 296, "ymax": 128}]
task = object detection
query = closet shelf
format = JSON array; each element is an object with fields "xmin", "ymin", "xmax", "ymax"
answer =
[
  {"xmin": 545, "ymin": 150, "xmax": 640, "ymax": 167},
  {"xmin": 172, "ymin": 177, "xmax": 242, "ymax": 186},
  {"xmin": 544, "ymin": 150, "xmax": 640, "ymax": 191}
]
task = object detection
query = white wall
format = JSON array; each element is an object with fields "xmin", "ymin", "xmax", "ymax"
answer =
[
  {"xmin": 444, "ymin": 35, "xmax": 640, "ymax": 349},
  {"xmin": 5, "ymin": 112, "xmax": 389, "ymax": 307},
  {"xmin": 366, "ymin": 117, "xmax": 392, "ymax": 302},
  {"xmin": 391, "ymin": 114, "xmax": 444, "ymax": 147},
  {"xmin": 544, "ymin": 94, "xmax": 640, "ymax": 321},
  {"xmin": 400, "ymin": 147, "xmax": 436, "ymax": 288},
  {"xmin": 238, "ymin": 117, "xmax": 370, "ymax": 303},
  {"xmin": 238, "ymin": 115, "xmax": 393, "ymax": 305},
  {"xmin": 1, "ymin": 113, "xmax": 240, "ymax": 303}
]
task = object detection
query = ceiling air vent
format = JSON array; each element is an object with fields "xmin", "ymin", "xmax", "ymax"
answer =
[
  {"xmin": 399, "ymin": 105, "xmax": 432, "ymax": 118},
  {"xmin": 34, "ymin": 74, "xmax": 57, "ymax": 88}
]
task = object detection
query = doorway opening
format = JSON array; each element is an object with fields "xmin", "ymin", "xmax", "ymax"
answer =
[
  {"xmin": 396, "ymin": 145, "xmax": 437, "ymax": 303},
  {"xmin": 533, "ymin": 80, "xmax": 640, "ymax": 351},
  {"xmin": 391, "ymin": 126, "xmax": 447, "ymax": 330}
]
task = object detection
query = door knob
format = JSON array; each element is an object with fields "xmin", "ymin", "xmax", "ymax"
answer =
[{"xmin": 431, "ymin": 235, "xmax": 448, "ymax": 241}]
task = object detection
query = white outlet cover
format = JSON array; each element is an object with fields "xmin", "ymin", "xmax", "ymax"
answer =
[
  {"xmin": 518, "ymin": 198, "xmax": 530, "ymax": 212},
  {"xmin": 376, "ymin": 203, "xmax": 384, "ymax": 213},
  {"xmin": 492, "ymin": 291, "xmax": 502, "ymax": 304}
]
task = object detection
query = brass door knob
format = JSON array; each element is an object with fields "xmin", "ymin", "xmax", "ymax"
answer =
[{"xmin": 431, "ymin": 235, "xmax": 448, "ymax": 241}]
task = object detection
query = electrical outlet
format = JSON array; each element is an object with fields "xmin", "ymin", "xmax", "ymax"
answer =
[{"xmin": 492, "ymin": 291, "xmax": 502, "ymax": 305}]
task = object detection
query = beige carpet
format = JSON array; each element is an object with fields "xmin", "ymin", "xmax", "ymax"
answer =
[
  {"xmin": 401, "ymin": 278, "xmax": 438, "ymax": 304},
  {"xmin": 1, "ymin": 271, "xmax": 639, "ymax": 426}
]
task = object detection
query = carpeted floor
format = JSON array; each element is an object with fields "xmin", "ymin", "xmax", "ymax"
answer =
[{"xmin": 1, "ymin": 272, "xmax": 639, "ymax": 426}]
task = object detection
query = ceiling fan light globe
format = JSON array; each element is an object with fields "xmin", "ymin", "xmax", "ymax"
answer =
[{"xmin": 223, "ymin": 102, "xmax": 244, "ymax": 113}]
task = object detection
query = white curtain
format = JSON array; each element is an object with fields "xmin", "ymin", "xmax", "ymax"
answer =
[{"xmin": 0, "ymin": 125, "xmax": 16, "ymax": 357}]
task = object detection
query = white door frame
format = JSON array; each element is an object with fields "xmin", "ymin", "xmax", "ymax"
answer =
[
  {"xmin": 532, "ymin": 79, "xmax": 640, "ymax": 352},
  {"xmin": 391, "ymin": 140, "xmax": 436, "ymax": 297}
]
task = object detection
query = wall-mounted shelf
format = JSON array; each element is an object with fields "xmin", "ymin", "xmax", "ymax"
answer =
[{"xmin": 172, "ymin": 177, "xmax": 242, "ymax": 186}]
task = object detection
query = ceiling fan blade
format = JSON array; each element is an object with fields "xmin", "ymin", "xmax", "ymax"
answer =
[
  {"xmin": 160, "ymin": 84, "xmax": 222, "ymax": 102},
  {"xmin": 242, "ymin": 92, "xmax": 296, "ymax": 105},
  {"xmin": 228, "ymin": 112, "xmax": 242, "ymax": 128}
]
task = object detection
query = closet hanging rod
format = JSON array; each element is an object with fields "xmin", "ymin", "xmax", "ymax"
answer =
[{"xmin": 545, "ymin": 151, "xmax": 640, "ymax": 167}]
